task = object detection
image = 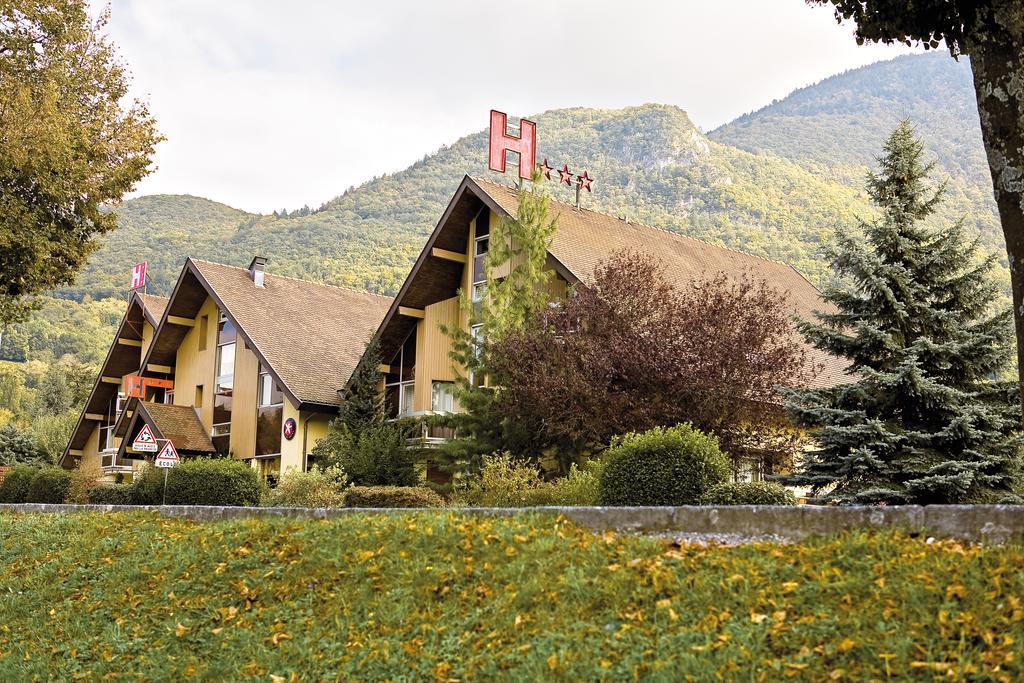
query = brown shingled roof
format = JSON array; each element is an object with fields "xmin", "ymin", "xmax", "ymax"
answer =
[
  {"xmin": 470, "ymin": 177, "xmax": 849, "ymax": 389},
  {"xmin": 138, "ymin": 293, "xmax": 169, "ymax": 326},
  {"xmin": 189, "ymin": 260, "xmax": 393, "ymax": 406},
  {"xmin": 139, "ymin": 402, "xmax": 215, "ymax": 453}
]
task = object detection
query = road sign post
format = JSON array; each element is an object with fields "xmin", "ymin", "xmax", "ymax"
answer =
[{"xmin": 154, "ymin": 440, "xmax": 179, "ymax": 505}]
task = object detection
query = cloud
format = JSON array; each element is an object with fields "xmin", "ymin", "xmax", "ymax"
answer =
[{"xmin": 102, "ymin": 0, "xmax": 920, "ymax": 212}]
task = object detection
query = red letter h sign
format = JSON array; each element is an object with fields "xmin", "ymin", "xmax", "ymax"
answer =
[{"xmin": 488, "ymin": 110, "xmax": 536, "ymax": 180}]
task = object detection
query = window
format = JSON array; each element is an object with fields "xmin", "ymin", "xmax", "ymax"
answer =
[
  {"xmin": 472, "ymin": 209, "xmax": 489, "ymax": 288},
  {"xmin": 259, "ymin": 371, "xmax": 283, "ymax": 407},
  {"xmin": 256, "ymin": 366, "xmax": 284, "ymax": 457},
  {"xmin": 469, "ymin": 324, "xmax": 485, "ymax": 387},
  {"xmin": 163, "ymin": 389, "xmax": 174, "ymax": 405},
  {"xmin": 198, "ymin": 315, "xmax": 209, "ymax": 351},
  {"xmin": 431, "ymin": 381, "xmax": 456, "ymax": 413},
  {"xmin": 194, "ymin": 385, "xmax": 204, "ymax": 409},
  {"xmin": 212, "ymin": 313, "xmax": 236, "ymax": 454},
  {"xmin": 384, "ymin": 329, "xmax": 417, "ymax": 417}
]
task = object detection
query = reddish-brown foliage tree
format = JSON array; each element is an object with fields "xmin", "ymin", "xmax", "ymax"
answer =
[{"xmin": 488, "ymin": 251, "xmax": 814, "ymax": 471}]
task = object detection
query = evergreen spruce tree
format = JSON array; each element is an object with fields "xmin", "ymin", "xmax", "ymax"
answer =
[
  {"xmin": 782, "ymin": 121, "xmax": 1022, "ymax": 504},
  {"xmin": 336, "ymin": 336, "xmax": 385, "ymax": 434},
  {"xmin": 312, "ymin": 336, "xmax": 416, "ymax": 486}
]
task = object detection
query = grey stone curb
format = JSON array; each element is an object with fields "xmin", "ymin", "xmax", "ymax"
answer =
[{"xmin": 2, "ymin": 503, "xmax": 1023, "ymax": 542}]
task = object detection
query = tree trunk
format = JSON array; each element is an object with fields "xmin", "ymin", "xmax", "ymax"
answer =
[{"xmin": 966, "ymin": 6, "xmax": 1024, "ymax": 413}]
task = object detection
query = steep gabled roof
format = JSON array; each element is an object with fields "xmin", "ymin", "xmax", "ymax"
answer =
[
  {"xmin": 138, "ymin": 293, "xmax": 169, "ymax": 326},
  {"xmin": 141, "ymin": 258, "xmax": 393, "ymax": 410},
  {"xmin": 372, "ymin": 175, "xmax": 848, "ymax": 390},
  {"xmin": 60, "ymin": 292, "xmax": 169, "ymax": 467},
  {"xmin": 116, "ymin": 400, "xmax": 215, "ymax": 459}
]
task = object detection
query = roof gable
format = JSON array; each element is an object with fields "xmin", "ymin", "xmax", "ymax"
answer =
[
  {"xmin": 372, "ymin": 175, "xmax": 847, "ymax": 390},
  {"xmin": 141, "ymin": 258, "xmax": 393, "ymax": 409},
  {"xmin": 60, "ymin": 292, "xmax": 168, "ymax": 466}
]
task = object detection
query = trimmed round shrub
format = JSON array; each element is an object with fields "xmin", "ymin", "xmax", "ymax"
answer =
[
  {"xmin": 88, "ymin": 483, "xmax": 137, "ymax": 506},
  {"xmin": 599, "ymin": 424, "xmax": 730, "ymax": 506},
  {"xmin": 25, "ymin": 467, "xmax": 74, "ymax": 504},
  {"xmin": 0, "ymin": 464, "xmax": 39, "ymax": 503},
  {"xmin": 159, "ymin": 458, "xmax": 262, "ymax": 506},
  {"xmin": 699, "ymin": 481, "xmax": 796, "ymax": 506},
  {"xmin": 344, "ymin": 486, "xmax": 443, "ymax": 508}
]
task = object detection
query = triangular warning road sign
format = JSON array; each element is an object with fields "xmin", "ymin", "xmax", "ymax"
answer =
[
  {"xmin": 154, "ymin": 440, "xmax": 179, "ymax": 468},
  {"xmin": 132, "ymin": 423, "xmax": 159, "ymax": 453}
]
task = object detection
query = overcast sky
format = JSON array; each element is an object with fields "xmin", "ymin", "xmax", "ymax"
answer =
[{"xmin": 102, "ymin": 0, "xmax": 920, "ymax": 213}]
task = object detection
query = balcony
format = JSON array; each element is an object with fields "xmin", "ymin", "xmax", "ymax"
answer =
[
  {"xmin": 395, "ymin": 412, "xmax": 458, "ymax": 449},
  {"xmin": 100, "ymin": 448, "xmax": 133, "ymax": 476}
]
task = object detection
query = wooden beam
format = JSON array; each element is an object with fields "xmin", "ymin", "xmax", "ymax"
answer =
[
  {"xmin": 84, "ymin": 413, "xmax": 105, "ymax": 421},
  {"xmin": 100, "ymin": 376, "xmax": 121, "ymax": 385},
  {"xmin": 68, "ymin": 449, "xmax": 84, "ymax": 456},
  {"xmin": 166, "ymin": 315, "xmax": 195, "ymax": 327},
  {"xmin": 117, "ymin": 338, "xmax": 143, "ymax": 348},
  {"xmin": 398, "ymin": 306, "xmax": 425, "ymax": 319},
  {"xmin": 147, "ymin": 363, "xmax": 173, "ymax": 374},
  {"xmin": 432, "ymin": 247, "xmax": 467, "ymax": 264}
]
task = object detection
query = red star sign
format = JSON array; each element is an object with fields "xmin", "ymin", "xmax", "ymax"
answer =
[
  {"xmin": 539, "ymin": 159, "xmax": 554, "ymax": 180},
  {"xmin": 577, "ymin": 171, "xmax": 593, "ymax": 192},
  {"xmin": 558, "ymin": 164, "xmax": 573, "ymax": 185}
]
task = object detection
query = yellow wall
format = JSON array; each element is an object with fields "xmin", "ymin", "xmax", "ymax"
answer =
[
  {"xmin": 406, "ymin": 209, "xmax": 568, "ymax": 415},
  {"xmin": 278, "ymin": 401, "xmax": 331, "ymax": 473},
  {"xmin": 229, "ymin": 341, "xmax": 260, "ymax": 459},
  {"xmin": 141, "ymin": 320, "xmax": 155, "ymax": 360},
  {"xmin": 173, "ymin": 296, "xmax": 219, "ymax": 431},
  {"xmin": 413, "ymin": 297, "xmax": 460, "ymax": 412},
  {"xmin": 80, "ymin": 423, "xmax": 101, "ymax": 472}
]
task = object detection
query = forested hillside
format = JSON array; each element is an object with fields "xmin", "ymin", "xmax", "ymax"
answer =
[
  {"xmin": 710, "ymin": 52, "xmax": 999, "ymax": 255},
  {"xmin": 0, "ymin": 52, "xmax": 1006, "ymax": 460}
]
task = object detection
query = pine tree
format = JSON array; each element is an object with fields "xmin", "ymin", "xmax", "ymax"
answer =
[
  {"xmin": 311, "ymin": 336, "xmax": 416, "ymax": 484},
  {"xmin": 782, "ymin": 121, "xmax": 1022, "ymax": 504},
  {"xmin": 336, "ymin": 336, "xmax": 385, "ymax": 434}
]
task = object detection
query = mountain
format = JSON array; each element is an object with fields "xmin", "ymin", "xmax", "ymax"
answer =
[
  {"xmin": 17, "ymin": 52, "xmax": 1005, "ymax": 367},
  {"xmin": 710, "ymin": 52, "xmax": 1000, "ymax": 256}
]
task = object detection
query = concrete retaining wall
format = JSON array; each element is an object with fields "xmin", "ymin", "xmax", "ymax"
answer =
[{"xmin": 2, "ymin": 503, "xmax": 1023, "ymax": 542}]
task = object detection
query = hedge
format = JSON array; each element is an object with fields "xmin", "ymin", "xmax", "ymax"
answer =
[
  {"xmin": 88, "ymin": 483, "xmax": 137, "ymax": 506},
  {"xmin": 699, "ymin": 481, "xmax": 796, "ymax": 506},
  {"xmin": 128, "ymin": 459, "xmax": 262, "ymax": 506},
  {"xmin": 344, "ymin": 486, "xmax": 443, "ymax": 508},
  {"xmin": 25, "ymin": 468, "xmax": 73, "ymax": 504},
  {"xmin": 600, "ymin": 424, "xmax": 730, "ymax": 506},
  {"xmin": 0, "ymin": 464, "xmax": 38, "ymax": 503}
]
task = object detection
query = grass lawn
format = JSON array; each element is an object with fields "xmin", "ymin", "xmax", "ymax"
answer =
[{"xmin": 1, "ymin": 512, "xmax": 1022, "ymax": 681}]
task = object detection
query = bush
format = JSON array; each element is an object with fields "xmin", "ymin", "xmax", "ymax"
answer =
[
  {"xmin": 454, "ymin": 455, "xmax": 605, "ymax": 507},
  {"xmin": 25, "ymin": 467, "xmax": 74, "ymax": 504},
  {"xmin": 88, "ymin": 483, "xmax": 137, "ymax": 506},
  {"xmin": 524, "ymin": 461, "xmax": 604, "ymax": 506},
  {"xmin": 344, "ymin": 486, "xmax": 443, "ymax": 508},
  {"xmin": 699, "ymin": 481, "xmax": 796, "ymax": 506},
  {"xmin": 0, "ymin": 464, "xmax": 38, "ymax": 503},
  {"xmin": 599, "ymin": 424, "xmax": 730, "ymax": 506},
  {"xmin": 316, "ymin": 422, "xmax": 418, "ymax": 486},
  {"xmin": 454, "ymin": 453, "xmax": 543, "ymax": 507},
  {"xmin": 65, "ymin": 465, "xmax": 101, "ymax": 504},
  {"xmin": 163, "ymin": 458, "xmax": 263, "ymax": 507},
  {"xmin": 131, "ymin": 463, "xmax": 166, "ymax": 505},
  {"xmin": 264, "ymin": 465, "xmax": 349, "ymax": 508}
]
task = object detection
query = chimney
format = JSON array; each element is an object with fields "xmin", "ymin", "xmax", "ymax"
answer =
[{"xmin": 249, "ymin": 256, "xmax": 267, "ymax": 287}]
